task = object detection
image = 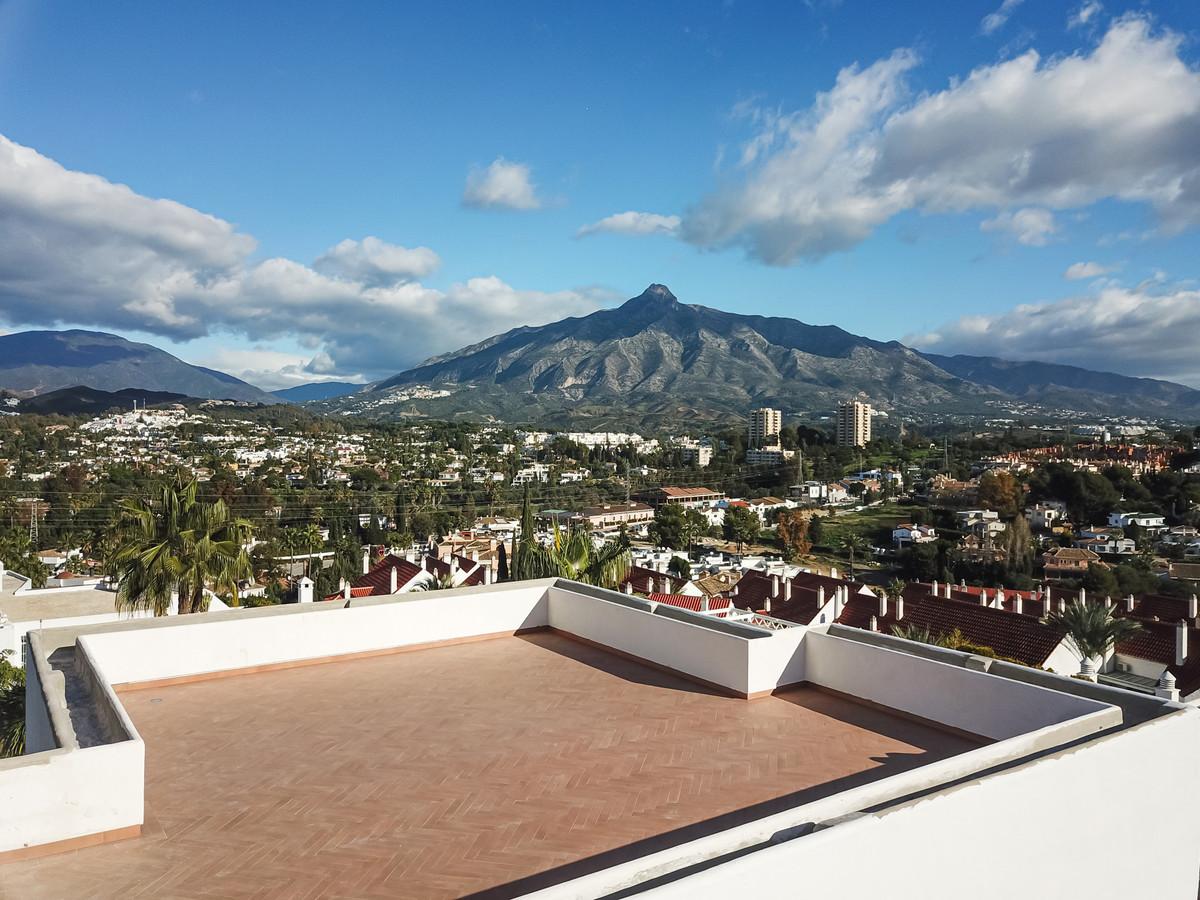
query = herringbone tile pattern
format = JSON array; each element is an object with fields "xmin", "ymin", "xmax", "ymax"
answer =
[{"xmin": 3, "ymin": 632, "xmax": 980, "ymax": 900}]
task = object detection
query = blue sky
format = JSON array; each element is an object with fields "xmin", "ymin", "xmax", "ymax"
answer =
[{"xmin": 1, "ymin": 0, "xmax": 1199, "ymax": 389}]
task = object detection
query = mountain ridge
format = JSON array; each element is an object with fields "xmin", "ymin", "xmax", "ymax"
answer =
[
  {"xmin": 0, "ymin": 330, "xmax": 279, "ymax": 404},
  {"xmin": 344, "ymin": 284, "xmax": 1200, "ymax": 426}
]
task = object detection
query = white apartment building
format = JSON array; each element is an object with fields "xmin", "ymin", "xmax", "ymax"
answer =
[
  {"xmin": 748, "ymin": 407, "xmax": 782, "ymax": 449},
  {"xmin": 836, "ymin": 399, "xmax": 872, "ymax": 447}
]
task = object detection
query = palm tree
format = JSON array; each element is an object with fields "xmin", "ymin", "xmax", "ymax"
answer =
[
  {"xmin": 513, "ymin": 526, "xmax": 631, "ymax": 589},
  {"xmin": 886, "ymin": 578, "xmax": 907, "ymax": 604},
  {"xmin": 111, "ymin": 477, "xmax": 252, "ymax": 615},
  {"xmin": 1047, "ymin": 600, "xmax": 1142, "ymax": 679},
  {"xmin": 840, "ymin": 533, "xmax": 868, "ymax": 580},
  {"xmin": 412, "ymin": 572, "xmax": 457, "ymax": 592},
  {"xmin": 0, "ymin": 650, "xmax": 24, "ymax": 758}
]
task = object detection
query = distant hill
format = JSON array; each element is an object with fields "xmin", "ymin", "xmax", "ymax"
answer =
[
  {"xmin": 16, "ymin": 385, "xmax": 193, "ymax": 415},
  {"xmin": 321, "ymin": 284, "xmax": 1200, "ymax": 426},
  {"xmin": 0, "ymin": 330, "xmax": 279, "ymax": 404},
  {"xmin": 918, "ymin": 352, "xmax": 1200, "ymax": 414},
  {"xmin": 271, "ymin": 381, "xmax": 364, "ymax": 402}
]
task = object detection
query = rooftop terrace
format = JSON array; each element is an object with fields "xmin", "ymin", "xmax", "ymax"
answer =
[
  {"xmin": 5, "ymin": 578, "xmax": 1200, "ymax": 898},
  {"xmin": 3, "ymin": 632, "xmax": 979, "ymax": 899}
]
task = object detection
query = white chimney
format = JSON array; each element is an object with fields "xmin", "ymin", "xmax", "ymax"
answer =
[
  {"xmin": 362, "ymin": 546, "xmax": 370, "ymax": 575},
  {"xmin": 869, "ymin": 614, "xmax": 878, "ymax": 632},
  {"xmin": 1156, "ymin": 670, "xmax": 1180, "ymax": 702},
  {"xmin": 732, "ymin": 583, "xmax": 739, "ymax": 597},
  {"xmin": 420, "ymin": 556, "xmax": 428, "ymax": 572},
  {"xmin": 764, "ymin": 593, "xmax": 772, "ymax": 613},
  {"xmin": 0, "ymin": 560, "xmax": 6, "ymax": 585},
  {"xmin": 450, "ymin": 558, "xmax": 459, "ymax": 577},
  {"xmin": 1190, "ymin": 594, "xmax": 1198, "ymax": 620},
  {"xmin": 943, "ymin": 582, "xmax": 951, "ymax": 599},
  {"xmin": 833, "ymin": 586, "xmax": 844, "ymax": 620},
  {"xmin": 878, "ymin": 591, "xmax": 887, "ymax": 619},
  {"xmin": 771, "ymin": 575, "xmax": 780, "ymax": 599},
  {"xmin": 624, "ymin": 581, "xmax": 633, "ymax": 595},
  {"xmin": 484, "ymin": 565, "xmax": 493, "ymax": 586},
  {"xmin": 979, "ymin": 589, "xmax": 988, "ymax": 607},
  {"xmin": 817, "ymin": 585, "xmax": 825, "ymax": 608},
  {"xmin": 784, "ymin": 579, "xmax": 792, "ymax": 602},
  {"xmin": 1176, "ymin": 620, "xmax": 1189, "ymax": 667},
  {"xmin": 895, "ymin": 596, "xmax": 904, "ymax": 621},
  {"xmin": 1058, "ymin": 597, "xmax": 1067, "ymax": 614},
  {"xmin": 343, "ymin": 581, "xmax": 351, "ymax": 601},
  {"xmin": 1125, "ymin": 594, "xmax": 1135, "ymax": 613},
  {"xmin": 1013, "ymin": 595, "xmax": 1023, "ymax": 615},
  {"xmin": 389, "ymin": 567, "xmax": 399, "ymax": 594},
  {"xmin": 1079, "ymin": 587, "xmax": 1087, "ymax": 604},
  {"xmin": 298, "ymin": 576, "xmax": 314, "ymax": 604},
  {"xmin": 1104, "ymin": 595, "xmax": 1113, "ymax": 610}
]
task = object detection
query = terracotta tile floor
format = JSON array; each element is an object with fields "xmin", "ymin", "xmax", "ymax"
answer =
[{"xmin": 3, "ymin": 632, "xmax": 982, "ymax": 899}]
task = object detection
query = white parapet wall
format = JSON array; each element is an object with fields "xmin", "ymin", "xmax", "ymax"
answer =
[
  {"xmin": 2, "ymin": 576, "xmax": 1170, "ymax": 883},
  {"xmin": 631, "ymin": 703, "xmax": 1200, "ymax": 900},
  {"xmin": 803, "ymin": 630, "xmax": 1115, "ymax": 741}
]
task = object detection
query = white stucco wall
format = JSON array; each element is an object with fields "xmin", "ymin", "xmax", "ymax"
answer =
[
  {"xmin": 634, "ymin": 705, "xmax": 1200, "ymax": 900},
  {"xmin": 77, "ymin": 584, "xmax": 551, "ymax": 686},
  {"xmin": 0, "ymin": 740, "xmax": 144, "ymax": 854},
  {"xmin": 803, "ymin": 630, "xmax": 1113, "ymax": 741},
  {"xmin": 547, "ymin": 586, "xmax": 754, "ymax": 694}
]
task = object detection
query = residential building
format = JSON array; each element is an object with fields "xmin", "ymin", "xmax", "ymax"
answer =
[
  {"xmin": 576, "ymin": 502, "xmax": 655, "ymax": 531},
  {"xmin": 1042, "ymin": 546, "xmax": 1101, "ymax": 580},
  {"xmin": 636, "ymin": 485, "xmax": 724, "ymax": 508},
  {"xmin": 892, "ymin": 523, "xmax": 937, "ymax": 548},
  {"xmin": 1026, "ymin": 502, "xmax": 1065, "ymax": 531},
  {"xmin": 748, "ymin": 407, "xmax": 782, "ymax": 449},
  {"xmin": 745, "ymin": 446, "xmax": 793, "ymax": 466},
  {"xmin": 11, "ymin": 576, "xmax": 1199, "ymax": 899},
  {"xmin": 836, "ymin": 399, "xmax": 872, "ymax": 447},
  {"xmin": 1108, "ymin": 511, "xmax": 1167, "ymax": 532},
  {"xmin": 678, "ymin": 440, "xmax": 713, "ymax": 467}
]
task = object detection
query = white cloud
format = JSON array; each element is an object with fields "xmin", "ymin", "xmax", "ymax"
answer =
[
  {"xmin": 1069, "ymin": 1, "xmax": 1102, "ymax": 29},
  {"xmin": 576, "ymin": 211, "xmax": 681, "ymax": 238},
  {"xmin": 683, "ymin": 17, "xmax": 1200, "ymax": 265},
  {"xmin": 981, "ymin": 0, "xmax": 1024, "ymax": 35},
  {"xmin": 196, "ymin": 348, "xmax": 366, "ymax": 392},
  {"xmin": 1064, "ymin": 260, "xmax": 1112, "ymax": 280},
  {"xmin": 907, "ymin": 282, "xmax": 1200, "ymax": 386},
  {"xmin": 462, "ymin": 157, "xmax": 543, "ymax": 210},
  {"xmin": 980, "ymin": 207, "xmax": 1058, "ymax": 246},
  {"xmin": 0, "ymin": 134, "xmax": 611, "ymax": 381},
  {"xmin": 313, "ymin": 237, "xmax": 439, "ymax": 286}
]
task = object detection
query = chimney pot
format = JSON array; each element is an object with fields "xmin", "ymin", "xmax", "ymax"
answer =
[
  {"xmin": 869, "ymin": 614, "xmax": 878, "ymax": 632},
  {"xmin": 1014, "ymin": 595, "xmax": 1023, "ymax": 615},
  {"xmin": 784, "ymin": 579, "xmax": 792, "ymax": 602},
  {"xmin": 878, "ymin": 592, "xmax": 887, "ymax": 619},
  {"xmin": 895, "ymin": 597, "xmax": 905, "ymax": 620},
  {"xmin": 1176, "ymin": 620, "xmax": 1189, "ymax": 667},
  {"xmin": 1190, "ymin": 594, "xmax": 1198, "ymax": 620},
  {"xmin": 362, "ymin": 545, "xmax": 370, "ymax": 575},
  {"xmin": 771, "ymin": 574, "xmax": 780, "ymax": 598},
  {"xmin": 389, "ymin": 566, "xmax": 399, "ymax": 594}
]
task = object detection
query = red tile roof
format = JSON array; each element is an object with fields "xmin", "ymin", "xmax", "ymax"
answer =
[
  {"xmin": 621, "ymin": 565, "xmax": 685, "ymax": 596},
  {"xmin": 836, "ymin": 593, "xmax": 1067, "ymax": 667},
  {"xmin": 648, "ymin": 593, "xmax": 733, "ymax": 615}
]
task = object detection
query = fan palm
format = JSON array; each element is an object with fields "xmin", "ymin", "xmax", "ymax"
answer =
[
  {"xmin": 1047, "ymin": 600, "xmax": 1142, "ymax": 677},
  {"xmin": 839, "ymin": 533, "xmax": 868, "ymax": 580},
  {"xmin": 111, "ymin": 477, "xmax": 253, "ymax": 615},
  {"xmin": 513, "ymin": 526, "xmax": 631, "ymax": 589}
]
